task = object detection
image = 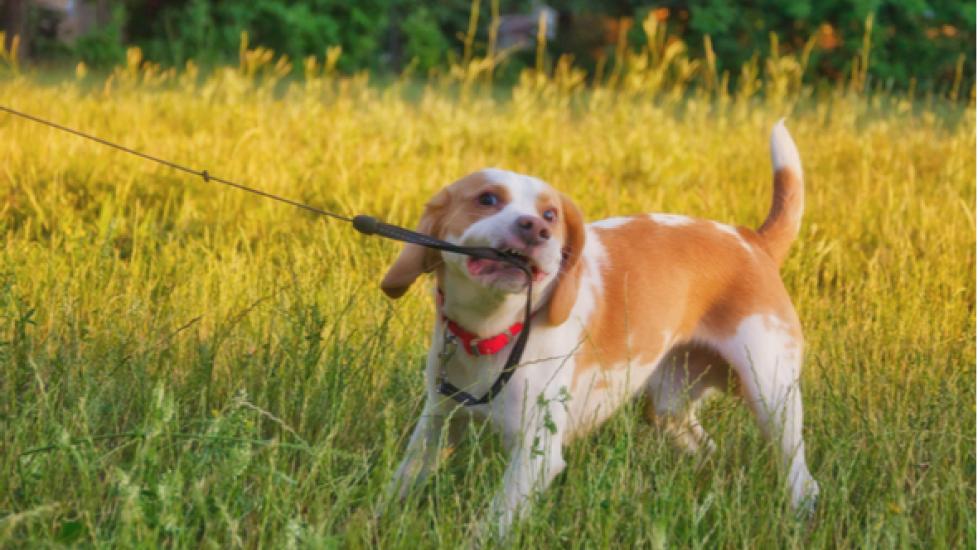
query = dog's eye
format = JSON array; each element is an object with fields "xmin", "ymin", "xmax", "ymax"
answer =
[
  {"xmin": 542, "ymin": 209, "xmax": 557, "ymax": 222},
  {"xmin": 477, "ymin": 192, "xmax": 499, "ymax": 207}
]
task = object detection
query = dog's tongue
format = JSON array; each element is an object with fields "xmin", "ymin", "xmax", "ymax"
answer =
[{"xmin": 467, "ymin": 257, "xmax": 505, "ymax": 276}]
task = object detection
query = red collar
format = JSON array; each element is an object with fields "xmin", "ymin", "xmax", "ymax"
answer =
[
  {"xmin": 438, "ymin": 289, "xmax": 526, "ymax": 357},
  {"xmin": 444, "ymin": 316, "xmax": 524, "ymax": 357}
]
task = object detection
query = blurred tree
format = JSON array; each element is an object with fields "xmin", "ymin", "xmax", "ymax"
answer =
[
  {"xmin": 125, "ymin": 0, "xmax": 395, "ymax": 71},
  {"xmin": 401, "ymin": 6, "xmax": 450, "ymax": 72},
  {"xmin": 557, "ymin": 0, "xmax": 974, "ymax": 91},
  {"xmin": 682, "ymin": 0, "xmax": 974, "ymax": 89},
  {"xmin": 2, "ymin": 0, "xmax": 30, "ymax": 58}
]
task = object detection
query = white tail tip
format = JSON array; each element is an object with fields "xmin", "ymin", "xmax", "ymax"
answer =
[{"xmin": 770, "ymin": 118, "xmax": 802, "ymax": 174}]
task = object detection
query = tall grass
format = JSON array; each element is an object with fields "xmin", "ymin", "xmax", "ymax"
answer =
[{"xmin": 0, "ymin": 17, "xmax": 974, "ymax": 547}]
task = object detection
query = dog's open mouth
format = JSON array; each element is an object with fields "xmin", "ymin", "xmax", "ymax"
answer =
[{"xmin": 466, "ymin": 249, "xmax": 546, "ymax": 283}]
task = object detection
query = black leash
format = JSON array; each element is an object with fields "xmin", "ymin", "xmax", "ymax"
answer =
[
  {"xmin": 433, "ymin": 277, "xmax": 533, "ymax": 407},
  {"xmin": 1, "ymin": 105, "xmax": 532, "ymax": 407}
]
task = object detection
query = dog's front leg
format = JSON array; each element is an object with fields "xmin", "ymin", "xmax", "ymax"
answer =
[
  {"xmin": 488, "ymin": 399, "xmax": 568, "ymax": 540},
  {"xmin": 387, "ymin": 399, "xmax": 461, "ymax": 501}
]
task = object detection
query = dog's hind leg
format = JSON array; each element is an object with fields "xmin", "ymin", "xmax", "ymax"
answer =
[
  {"xmin": 645, "ymin": 344, "xmax": 729, "ymax": 455},
  {"xmin": 710, "ymin": 313, "xmax": 819, "ymax": 511}
]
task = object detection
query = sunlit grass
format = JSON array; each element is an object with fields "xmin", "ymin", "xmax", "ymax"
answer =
[{"xmin": 0, "ymin": 20, "xmax": 974, "ymax": 547}]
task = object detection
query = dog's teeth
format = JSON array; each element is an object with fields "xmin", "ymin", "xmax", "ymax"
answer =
[{"xmin": 501, "ymin": 248, "xmax": 529, "ymax": 262}]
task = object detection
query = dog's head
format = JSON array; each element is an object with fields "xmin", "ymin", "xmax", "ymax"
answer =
[{"xmin": 381, "ymin": 169, "xmax": 585, "ymax": 325}]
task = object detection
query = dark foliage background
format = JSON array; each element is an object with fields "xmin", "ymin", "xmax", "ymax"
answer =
[{"xmin": 7, "ymin": 0, "xmax": 977, "ymax": 92}]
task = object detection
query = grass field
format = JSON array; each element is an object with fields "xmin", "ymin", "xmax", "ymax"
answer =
[{"xmin": 0, "ymin": 34, "xmax": 975, "ymax": 547}]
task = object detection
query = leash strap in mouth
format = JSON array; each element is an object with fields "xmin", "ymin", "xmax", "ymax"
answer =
[{"xmin": 352, "ymin": 215, "xmax": 527, "ymax": 266}]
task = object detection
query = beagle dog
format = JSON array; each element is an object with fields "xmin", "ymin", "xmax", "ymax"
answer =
[{"xmin": 381, "ymin": 121, "xmax": 819, "ymax": 536}]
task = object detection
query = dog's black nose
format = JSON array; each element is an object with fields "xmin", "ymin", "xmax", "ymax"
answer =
[{"xmin": 515, "ymin": 215, "xmax": 551, "ymax": 245}]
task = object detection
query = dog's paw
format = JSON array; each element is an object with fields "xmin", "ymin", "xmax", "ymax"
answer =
[{"xmin": 791, "ymin": 478, "xmax": 820, "ymax": 519}]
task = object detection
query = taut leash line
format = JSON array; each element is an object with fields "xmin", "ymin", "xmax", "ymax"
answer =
[
  {"xmin": 0, "ymin": 105, "xmax": 351, "ymax": 222},
  {"xmin": 1, "ymin": 104, "xmax": 533, "ymax": 407}
]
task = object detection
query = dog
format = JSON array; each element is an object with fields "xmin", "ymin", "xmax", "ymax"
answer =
[{"xmin": 380, "ymin": 120, "xmax": 819, "ymax": 536}]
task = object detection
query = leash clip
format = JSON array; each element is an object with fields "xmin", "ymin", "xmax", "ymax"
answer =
[{"xmin": 436, "ymin": 331, "xmax": 458, "ymax": 385}]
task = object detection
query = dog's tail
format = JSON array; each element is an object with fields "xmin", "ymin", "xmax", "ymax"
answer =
[{"xmin": 757, "ymin": 119, "xmax": 804, "ymax": 266}]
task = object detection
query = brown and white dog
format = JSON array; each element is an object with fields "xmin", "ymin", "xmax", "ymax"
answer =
[{"xmin": 381, "ymin": 121, "xmax": 819, "ymax": 535}]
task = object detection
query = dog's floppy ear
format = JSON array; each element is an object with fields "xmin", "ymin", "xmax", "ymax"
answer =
[
  {"xmin": 380, "ymin": 189, "xmax": 451, "ymax": 298},
  {"xmin": 547, "ymin": 193, "xmax": 586, "ymax": 325}
]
